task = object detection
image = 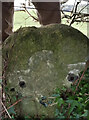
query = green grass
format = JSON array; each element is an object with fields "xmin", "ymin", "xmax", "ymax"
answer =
[
  {"xmin": 14, "ymin": 10, "xmax": 40, "ymax": 31},
  {"xmin": 14, "ymin": 10, "xmax": 88, "ymax": 36},
  {"xmin": 61, "ymin": 12, "xmax": 87, "ymax": 36}
]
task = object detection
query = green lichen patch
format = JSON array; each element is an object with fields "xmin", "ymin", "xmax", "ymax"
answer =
[{"xmin": 2, "ymin": 24, "xmax": 89, "ymax": 118}]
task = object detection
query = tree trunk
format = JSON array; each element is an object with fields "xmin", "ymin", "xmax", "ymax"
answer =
[
  {"xmin": 33, "ymin": 2, "xmax": 61, "ymax": 25},
  {"xmin": 2, "ymin": 2, "xmax": 14, "ymax": 42}
]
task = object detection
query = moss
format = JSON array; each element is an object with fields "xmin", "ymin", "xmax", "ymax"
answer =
[{"xmin": 2, "ymin": 24, "xmax": 89, "ymax": 117}]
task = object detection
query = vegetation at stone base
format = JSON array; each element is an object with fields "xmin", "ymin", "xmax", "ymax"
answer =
[
  {"xmin": 2, "ymin": 66, "xmax": 89, "ymax": 120},
  {"xmin": 54, "ymin": 67, "xmax": 89, "ymax": 119}
]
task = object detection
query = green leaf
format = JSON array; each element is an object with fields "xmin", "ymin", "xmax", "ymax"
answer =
[
  {"xmin": 55, "ymin": 109, "xmax": 59, "ymax": 116},
  {"xmin": 66, "ymin": 100, "xmax": 79, "ymax": 106},
  {"xmin": 78, "ymin": 97, "xmax": 83, "ymax": 102},
  {"xmin": 75, "ymin": 114, "xmax": 81, "ymax": 119},
  {"xmin": 81, "ymin": 110, "xmax": 88, "ymax": 117},
  {"xmin": 57, "ymin": 98, "xmax": 64, "ymax": 107},
  {"xmin": 0, "ymin": 79, "xmax": 2, "ymax": 83},
  {"xmin": 51, "ymin": 94, "xmax": 60, "ymax": 97},
  {"xmin": 66, "ymin": 100, "xmax": 81, "ymax": 115},
  {"xmin": 79, "ymin": 93, "xmax": 82, "ymax": 96},
  {"xmin": 8, "ymin": 106, "xmax": 16, "ymax": 114},
  {"xmin": 58, "ymin": 113, "xmax": 65, "ymax": 119},
  {"xmin": 68, "ymin": 104, "xmax": 76, "ymax": 115},
  {"xmin": 61, "ymin": 86, "xmax": 67, "ymax": 92}
]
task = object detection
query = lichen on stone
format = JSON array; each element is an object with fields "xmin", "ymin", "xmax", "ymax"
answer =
[{"xmin": 2, "ymin": 24, "xmax": 89, "ymax": 117}]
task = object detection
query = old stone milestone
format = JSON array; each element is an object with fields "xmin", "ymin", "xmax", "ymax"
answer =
[{"xmin": 3, "ymin": 24, "xmax": 89, "ymax": 117}]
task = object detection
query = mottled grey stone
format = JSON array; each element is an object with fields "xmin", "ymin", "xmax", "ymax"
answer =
[{"xmin": 2, "ymin": 24, "xmax": 89, "ymax": 117}]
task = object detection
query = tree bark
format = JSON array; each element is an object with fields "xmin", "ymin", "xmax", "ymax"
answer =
[
  {"xmin": 2, "ymin": 2, "xmax": 14, "ymax": 42},
  {"xmin": 32, "ymin": 2, "xmax": 61, "ymax": 25}
]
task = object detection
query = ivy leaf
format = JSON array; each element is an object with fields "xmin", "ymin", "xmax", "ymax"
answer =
[
  {"xmin": 66, "ymin": 100, "xmax": 79, "ymax": 106},
  {"xmin": 57, "ymin": 98, "xmax": 64, "ymax": 107},
  {"xmin": 0, "ymin": 79, "xmax": 2, "ymax": 83},
  {"xmin": 75, "ymin": 114, "xmax": 81, "ymax": 119},
  {"xmin": 81, "ymin": 110, "xmax": 88, "ymax": 117},
  {"xmin": 61, "ymin": 86, "xmax": 67, "ymax": 92},
  {"xmin": 78, "ymin": 97, "xmax": 83, "ymax": 102},
  {"xmin": 58, "ymin": 113, "xmax": 65, "ymax": 119},
  {"xmin": 8, "ymin": 106, "xmax": 16, "ymax": 114},
  {"xmin": 68, "ymin": 104, "xmax": 76, "ymax": 115},
  {"xmin": 51, "ymin": 94, "xmax": 60, "ymax": 97},
  {"xmin": 55, "ymin": 109, "xmax": 59, "ymax": 117},
  {"xmin": 66, "ymin": 100, "xmax": 80, "ymax": 115}
]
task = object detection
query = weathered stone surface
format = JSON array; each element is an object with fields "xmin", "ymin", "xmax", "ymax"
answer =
[{"xmin": 3, "ymin": 24, "xmax": 89, "ymax": 117}]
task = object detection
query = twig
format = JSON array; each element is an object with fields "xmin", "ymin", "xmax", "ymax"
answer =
[
  {"xmin": 69, "ymin": 1, "xmax": 80, "ymax": 26},
  {"xmin": 1, "ymin": 96, "xmax": 26, "ymax": 114},
  {"xmin": 1, "ymin": 101, "xmax": 12, "ymax": 119},
  {"xmin": 65, "ymin": 103, "xmax": 71, "ymax": 118},
  {"xmin": 48, "ymin": 97, "xmax": 56, "ymax": 99},
  {"xmin": 79, "ymin": 3, "xmax": 89, "ymax": 14},
  {"xmin": 74, "ymin": 61, "xmax": 89, "ymax": 94},
  {"xmin": 23, "ymin": 6, "xmax": 38, "ymax": 22},
  {"xmin": 48, "ymin": 102, "xmax": 57, "ymax": 107},
  {"xmin": 84, "ymin": 93, "xmax": 89, "ymax": 96},
  {"xmin": 85, "ymin": 99, "xmax": 89, "ymax": 103}
]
